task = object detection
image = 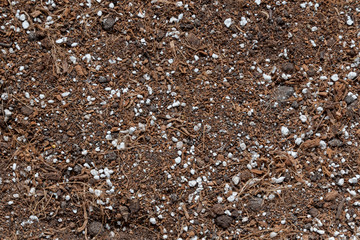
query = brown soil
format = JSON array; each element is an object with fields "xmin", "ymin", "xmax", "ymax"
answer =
[{"xmin": 1, "ymin": 0, "xmax": 360, "ymax": 239}]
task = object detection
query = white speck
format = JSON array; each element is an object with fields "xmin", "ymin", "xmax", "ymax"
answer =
[
  {"xmin": 224, "ymin": 18, "xmax": 233, "ymax": 28},
  {"xmin": 150, "ymin": 217, "xmax": 157, "ymax": 224},
  {"xmin": 316, "ymin": 107, "xmax": 323, "ymax": 114},
  {"xmin": 1, "ymin": 93, "xmax": 8, "ymax": 100},
  {"xmin": 319, "ymin": 140, "xmax": 327, "ymax": 149},
  {"xmin": 90, "ymin": 169, "xmax": 99, "ymax": 176},
  {"xmin": 263, "ymin": 73, "xmax": 271, "ymax": 81},
  {"xmin": 117, "ymin": 142, "xmax": 126, "ymax": 150},
  {"xmin": 188, "ymin": 180, "xmax": 197, "ymax": 187},
  {"xmin": 56, "ymin": 38, "xmax": 63, "ymax": 44},
  {"xmin": 137, "ymin": 11, "xmax": 145, "ymax": 18},
  {"xmin": 316, "ymin": 229, "xmax": 325, "ymax": 235},
  {"xmin": 81, "ymin": 150, "xmax": 88, "ymax": 155},
  {"xmin": 270, "ymin": 232, "xmax": 278, "ymax": 238},
  {"xmin": 349, "ymin": 177, "xmax": 358, "ymax": 184},
  {"xmin": 348, "ymin": 72, "xmax": 357, "ymax": 80},
  {"xmin": 299, "ymin": 115, "xmax": 307, "ymax": 123},
  {"xmin": 346, "ymin": 16, "xmax": 354, "ymax": 26},
  {"xmin": 97, "ymin": 11, "xmax": 102, "ymax": 17},
  {"xmin": 69, "ymin": 56, "xmax": 77, "ymax": 64},
  {"xmin": 176, "ymin": 141, "xmax": 183, "ymax": 149},
  {"xmin": 255, "ymin": 0, "xmax": 261, "ymax": 5},
  {"xmin": 232, "ymin": 176, "xmax": 240, "ymax": 185},
  {"xmin": 65, "ymin": 195, "xmax": 71, "ymax": 201},
  {"xmin": 281, "ymin": 126, "xmax": 289, "ymax": 136},
  {"xmin": 94, "ymin": 189, "xmax": 102, "ymax": 197},
  {"xmin": 83, "ymin": 54, "xmax": 92, "ymax": 63},
  {"xmin": 19, "ymin": 14, "xmax": 26, "ymax": 21},
  {"xmin": 4, "ymin": 109, "xmax": 12, "ymax": 116},
  {"xmin": 337, "ymin": 178, "xmax": 344, "ymax": 186},
  {"xmin": 22, "ymin": 21, "xmax": 29, "ymax": 29},
  {"xmin": 212, "ymin": 53, "xmax": 219, "ymax": 59},
  {"xmin": 240, "ymin": 142, "xmax": 247, "ymax": 151},
  {"xmin": 61, "ymin": 92, "xmax": 70, "ymax": 97},
  {"xmin": 29, "ymin": 187, "xmax": 36, "ymax": 195},
  {"xmin": 240, "ymin": 17, "xmax": 248, "ymax": 26},
  {"xmin": 109, "ymin": 2, "xmax": 114, "ymax": 8},
  {"xmin": 175, "ymin": 157, "xmax": 181, "ymax": 164},
  {"xmin": 331, "ymin": 74, "xmax": 339, "ymax": 81},
  {"xmin": 272, "ymin": 176, "xmax": 285, "ymax": 184},
  {"xmin": 227, "ymin": 192, "xmax": 238, "ymax": 202}
]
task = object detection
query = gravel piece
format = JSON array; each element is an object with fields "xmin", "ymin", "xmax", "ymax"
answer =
[
  {"xmin": 309, "ymin": 208, "xmax": 319, "ymax": 217},
  {"xmin": 88, "ymin": 221, "xmax": 104, "ymax": 236},
  {"xmin": 281, "ymin": 62, "xmax": 295, "ymax": 73},
  {"xmin": 324, "ymin": 191, "xmax": 339, "ymax": 201},
  {"xmin": 102, "ymin": 17, "xmax": 116, "ymax": 31},
  {"xmin": 21, "ymin": 106, "xmax": 34, "ymax": 116},
  {"xmin": 328, "ymin": 138, "xmax": 343, "ymax": 147},
  {"xmin": 212, "ymin": 204, "xmax": 224, "ymax": 215},
  {"xmin": 248, "ymin": 197, "xmax": 263, "ymax": 211},
  {"xmin": 128, "ymin": 200, "xmax": 140, "ymax": 214},
  {"xmin": 274, "ymin": 86, "xmax": 295, "ymax": 102},
  {"xmin": 344, "ymin": 93, "xmax": 357, "ymax": 105},
  {"xmin": 215, "ymin": 215, "xmax": 233, "ymax": 228},
  {"xmin": 104, "ymin": 151, "xmax": 117, "ymax": 161},
  {"xmin": 98, "ymin": 76, "xmax": 110, "ymax": 83}
]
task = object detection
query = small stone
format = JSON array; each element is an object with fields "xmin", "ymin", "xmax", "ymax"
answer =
[
  {"xmin": 215, "ymin": 215, "xmax": 233, "ymax": 228},
  {"xmin": 307, "ymin": 68, "xmax": 316, "ymax": 77},
  {"xmin": 186, "ymin": 33, "xmax": 200, "ymax": 47},
  {"xmin": 88, "ymin": 221, "xmax": 104, "ymax": 236},
  {"xmin": 345, "ymin": 93, "xmax": 357, "ymax": 105},
  {"xmin": 102, "ymin": 17, "xmax": 116, "ymax": 31},
  {"xmin": 328, "ymin": 138, "xmax": 343, "ymax": 147},
  {"xmin": 281, "ymin": 62, "xmax": 294, "ymax": 73},
  {"xmin": 28, "ymin": 32, "xmax": 38, "ymax": 41},
  {"xmin": 241, "ymin": 171, "xmax": 252, "ymax": 182},
  {"xmin": 21, "ymin": 106, "xmax": 34, "ymax": 116},
  {"xmin": 248, "ymin": 197, "xmax": 263, "ymax": 211},
  {"xmin": 119, "ymin": 205, "xmax": 130, "ymax": 222},
  {"xmin": 324, "ymin": 190, "xmax": 339, "ymax": 201},
  {"xmin": 309, "ymin": 208, "xmax": 319, "ymax": 217},
  {"xmin": 274, "ymin": 86, "xmax": 294, "ymax": 102},
  {"xmin": 270, "ymin": 232, "xmax": 278, "ymax": 238},
  {"xmin": 73, "ymin": 165, "xmax": 82, "ymax": 174},
  {"xmin": 128, "ymin": 200, "xmax": 140, "ymax": 214},
  {"xmin": 212, "ymin": 204, "xmax": 224, "ymax": 215},
  {"xmin": 276, "ymin": 17, "xmax": 285, "ymax": 26},
  {"xmin": 170, "ymin": 193, "xmax": 178, "ymax": 203},
  {"xmin": 98, "ymin": 76, "xmax": 110, "ymax": 83},
  {"xmin": 104, "ymin": 151, "xmax": 117, "ymax": 161}
]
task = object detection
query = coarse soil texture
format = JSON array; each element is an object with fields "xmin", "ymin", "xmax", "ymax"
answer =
[{"xmin": 1, "ymin": 0, "xmax": 360, "ymax": 239}]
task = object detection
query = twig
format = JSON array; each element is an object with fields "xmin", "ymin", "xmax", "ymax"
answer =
[{"xmin": 0, "ymin": 42, "xmax": 12, "ymax": 48}]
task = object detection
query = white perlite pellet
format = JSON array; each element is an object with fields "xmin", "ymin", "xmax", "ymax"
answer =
[
  {"xmin": 281, "ymin": 126, "xmax": 289, "ymax": 136},
  {"xmin": 348, "ymin": 72, "xmax": 357, "ymax": 80},
  {"xmin": 331, "ymin": 74, "xmax": 339, "ymax": 81},
  {"xmin": 224, "ymin": 18, "xmax": 232, "ymax": 28}
]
